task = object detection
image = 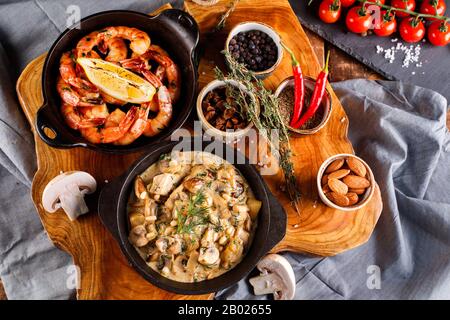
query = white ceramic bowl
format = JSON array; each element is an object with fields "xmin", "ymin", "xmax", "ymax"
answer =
[
  {"xmin": 225, "ymin": 21, "xmax": 283, "ymax": 79},
  {"xmin": 317, "ymin": 154, "xmax": 376, "ymax": 212},
  {"xmin": 196, "ymin": 79, "xmax": 258, "ymax": 140},
  {"xmin": 274, "ymin": 76, "xmax": 332, "ymax": 135}
]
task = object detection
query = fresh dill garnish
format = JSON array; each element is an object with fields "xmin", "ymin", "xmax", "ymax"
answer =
[
  {"xmin": 196, "ymin": 172, "xmax": 207, "ymax": 178},
  {"xmin": 176, "ymin": 190, "xmax": 209, "ymax": 234},
  {"xmin": 215, "ymin": 51, "xmax": 301, "ymax": 215},
  {"xmin": 159, "ymin": 153, "xmax": 171, "ymax": 160}
]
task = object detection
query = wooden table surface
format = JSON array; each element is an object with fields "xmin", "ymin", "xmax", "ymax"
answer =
[{"xmin": 1, "ymin": 22, "xmax": 448, "ymax": 304}]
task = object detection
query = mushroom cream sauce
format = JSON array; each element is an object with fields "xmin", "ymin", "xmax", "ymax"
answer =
[{"xmin": 127, "ymin": 151, "xmax": 261, "ymax": 282}]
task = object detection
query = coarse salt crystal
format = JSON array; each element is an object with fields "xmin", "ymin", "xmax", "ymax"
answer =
[{"xmin": 376, "ymin": 40, "xmax": 423, "ymax": 69}]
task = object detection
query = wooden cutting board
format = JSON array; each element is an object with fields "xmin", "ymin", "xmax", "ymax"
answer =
[{"xmin": 16, "ymin": 0, "xmax": 382, "ymax": 300}]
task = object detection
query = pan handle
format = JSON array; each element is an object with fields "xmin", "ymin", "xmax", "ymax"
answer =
[
  {"xmin": 97, "ymin": 177, "xmax": 123, "ymax": 241},
  {"xmin": 159, "ymin": 9, "xmax": 200, "ymax": 68},
  {"xmin": 36, "ymin": 103, "xmax": 82, "ymax": 148},
  {"xmin": 263, "ymin": 192, "xmax": 287, "ymax": 253}
]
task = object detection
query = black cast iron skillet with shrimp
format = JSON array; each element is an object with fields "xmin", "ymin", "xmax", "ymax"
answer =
[
  {"xmin": 36, "ymin": 10, "xmax": 199, "ymax": 153},
  {"xmin": 98, "ymin": 139, "xmax": 287, "ymax": 295}
]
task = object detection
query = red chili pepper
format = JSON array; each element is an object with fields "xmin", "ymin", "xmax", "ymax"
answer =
[
  {"xmin": 292, "ymin": 51, "xmax": 330, "ymax": 129},
  {"xmin": 281, "ymin": 43, "xmax": 305, "ymax": 127}
]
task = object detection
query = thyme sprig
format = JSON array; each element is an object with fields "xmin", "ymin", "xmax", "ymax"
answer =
[
  {"xmin": 215, "ymin": 51, "xmax": 301, "ymax": 215},
  {"xmin": 176, "ymin": 190, "xmax": 209, "ymax": 234},
  {"xmin": 214, "ymin": 0, "xmax": 240, "ymax": 32}
]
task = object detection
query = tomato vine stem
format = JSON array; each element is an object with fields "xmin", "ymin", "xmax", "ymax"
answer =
[
  {"xmin": 307, "ymin": 0, "xmax": 449, "ymax": 22},
  {"xmin": 357, "ymin": 0, "xmax": 449, "ymax": 21}
]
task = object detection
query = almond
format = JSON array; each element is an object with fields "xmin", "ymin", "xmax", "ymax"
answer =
[
  {"xmin": 347, "ymin": 157, "xmax": 367, "ymax": 178},
  {"xmin": 321, "ymin": 174, "xmax": 329, "ymax": 186},
  {"xmin": 343, "ymin": 175, "xmax": 370, "ymax": 189},
  {"xmin": 346, "ymin": 192, "xmax": 359, "ymax": 206},
  {"xmin": 325, "ymin": 158, "xmax": 344, "ymax": 173},
  {"xmin": 349, "ymin": 188, "xmax": 366, "ymax": 195},
  {"xmin": 327, "ymin": 192, "xmax": 350, "ymax": 207},
  {"xmin": 328, "ymin": 178, "xmax": 348, "ymax": 195},
  {"xmin": 322, "ymin": 184, "xmax": 331, "ymax": 193},
  {"xmin": 328, "ymin": 169, "xmax": 350, "ymax": 180}
]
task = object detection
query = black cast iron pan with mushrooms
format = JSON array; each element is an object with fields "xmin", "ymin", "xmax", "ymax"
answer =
[{"xmin": 98, "ymin": 138, "xmax": 286, "ymax": 294}]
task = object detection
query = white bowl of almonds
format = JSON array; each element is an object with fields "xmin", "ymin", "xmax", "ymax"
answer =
[{"xmin": 317, "ymin": 154, "xmax": 375, "ymax": 212}]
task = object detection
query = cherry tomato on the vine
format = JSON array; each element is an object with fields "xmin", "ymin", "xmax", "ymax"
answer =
[
  {"xmin": 391, "ymin": 0, "xmax": 416, "ymax": 18},
  {"xmin": 427, "ymin": 21, "xmax": 450, "ymax": 46},
  {"xmin": 374, "ymin": 11, "xmax": 397, "ymax": 37},
  {"xmin": 340, "ymin": 0, "xmax": 356, "ymax": 7},
  {"xmin": 420, "ymin": 0, "xmax": 446, "ymax": 21},
  {"xmin": 318, "ymin": 0, "xmax": 342, "ymax": 24},
  {"xmin": 346, "ymin": 6, "xmax": 373, "ymax": 34},
  {"xmin": 399, "ymin": 17, "xmax": 425, "ymax": 43}
]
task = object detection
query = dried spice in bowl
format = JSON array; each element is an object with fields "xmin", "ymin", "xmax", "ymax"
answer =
[
  {"xmin": 278, "ymin": 85, "xmax": 325, "ymax": 130},
  {"xmin": 228, "ymin": 30, "xmax": 278, "ymax": 72},
  {"xmin": 201, "ymin": 86, "xmax": 250, "ymax": 131}
]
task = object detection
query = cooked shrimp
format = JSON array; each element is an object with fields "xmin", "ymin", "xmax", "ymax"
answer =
[
  {"xmin": 79, "ymin": 103, "xmax": 110, "ymax": 119},
  {"xmin": 98, "ymin": 26, "xmax": 150, "ymax": 55},
  {"xmin": 59, "ymin": 51, "xmax": 98, "ymax": 91},
  {"xmin": 76, "ymin": 31, "xmax": 102, "ymax": 58},
  {"xmin": 121, "ymin": 46, "xmax": 180, "ymax": 103},
  {"xmin": 143, "ymin": 86, "xmax": 173, "ymax": 137},
  {"xmin": 144, "ymin": 46, "xmax": 180, "ymax": 103},
  {"xmin": 100, "ymin": 92, "xmax": 126, "ymax": 106},
  {"xmin": 114, "ymin": 105, "xmax": 150, "ymax": 145},
  {"xmin": 98, "ymin": 38, "xmax": 128, "ymax": 62},
  {"xmin": 155, "ymin": 65, "xmax": 166, "ymax": 82},
  {"xmin": 120, "ymin": 58, "xmax": 162, "ymax": 112},
  {"xmin": 80, "ymin": 107, "xmax": 138, "ymax": 144},
  {"xmin": 61, "ymin": 103, "xmax": 105, "ymax": 130},
  {"xmin": 56, "ymin": 76, "xmax": 101, "ymax": 107}
]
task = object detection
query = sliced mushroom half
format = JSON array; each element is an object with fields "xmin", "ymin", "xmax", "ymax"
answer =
[
  {"xmin": 249, "ymin": 254, "xmax": 296, "ymax": 300},
  {"xmin": 42, "ymin": 171, "xmax": 97, "ymax": 221}
]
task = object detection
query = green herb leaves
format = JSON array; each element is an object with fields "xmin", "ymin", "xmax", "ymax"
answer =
[
  {"xmin": 176, "ymin": 190, "xmax": 209, "ymax": 234},
  {"xmin": 215, "ymin": 51, "xmax": 301, "ymax": 215}
]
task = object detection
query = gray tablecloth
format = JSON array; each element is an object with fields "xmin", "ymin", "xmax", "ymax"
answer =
[
  {"xmin": 217, "ymin": 80, "xmax": 450, "ymax": 300},
  {"xmin": 1, "ymin": 0, "xmax": 449, "ymax": 300}
]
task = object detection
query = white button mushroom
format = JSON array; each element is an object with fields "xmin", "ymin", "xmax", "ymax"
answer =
[
  {"xmin": 249, "ymin": 254, "xmax": 296, "ymax": 300},
  {"xmin": 129, "ymin": 225, "xmax": 149, "ymax": 247},
  {"xmin": 198, "ymin": 246, "xmax": 220, "ymax": 266},
  {"xmin": 149, "ymin": 173, "xmax": 177, "ymax": 196},
  {"xmin": 42, "ymin": 171, "xmax": 97, "ymax": 221}
]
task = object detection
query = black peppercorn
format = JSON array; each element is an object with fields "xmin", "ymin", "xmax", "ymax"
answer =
[{"xmin": 229, "ymin": 29, "xmax": 278, "ymax": 71}]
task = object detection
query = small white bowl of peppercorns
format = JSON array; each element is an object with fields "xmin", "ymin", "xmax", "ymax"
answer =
[
  {"xmin": 225, "ymin": 22, "xmax": 283, "ymax": 79},
  {"xmin": 197, "ymin": 79, "xmax": 258, "ymax": 140}
]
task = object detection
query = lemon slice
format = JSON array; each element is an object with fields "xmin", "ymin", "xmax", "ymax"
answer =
[{"xmin": 77, "ymin": 58, "xmax": 156, "ymax": 104}]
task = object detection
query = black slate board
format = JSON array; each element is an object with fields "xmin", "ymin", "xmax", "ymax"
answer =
[{"xmin": 290, "ymin": 0, "xmax": 450, "ymax": 104}]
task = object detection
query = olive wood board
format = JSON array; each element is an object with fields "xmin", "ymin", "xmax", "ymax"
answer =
[{"xmin": 16, "ymin": 0, "xmax": 382, "ymax": 300}]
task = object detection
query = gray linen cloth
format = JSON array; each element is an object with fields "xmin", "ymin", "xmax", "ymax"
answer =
[
  {"xmin": 217, "ymin": 80, "xmax": 450, "ymax": 300},
  {"xmin": 1, "ymin": 0, "xmax": 449, "ymax": 300}
]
